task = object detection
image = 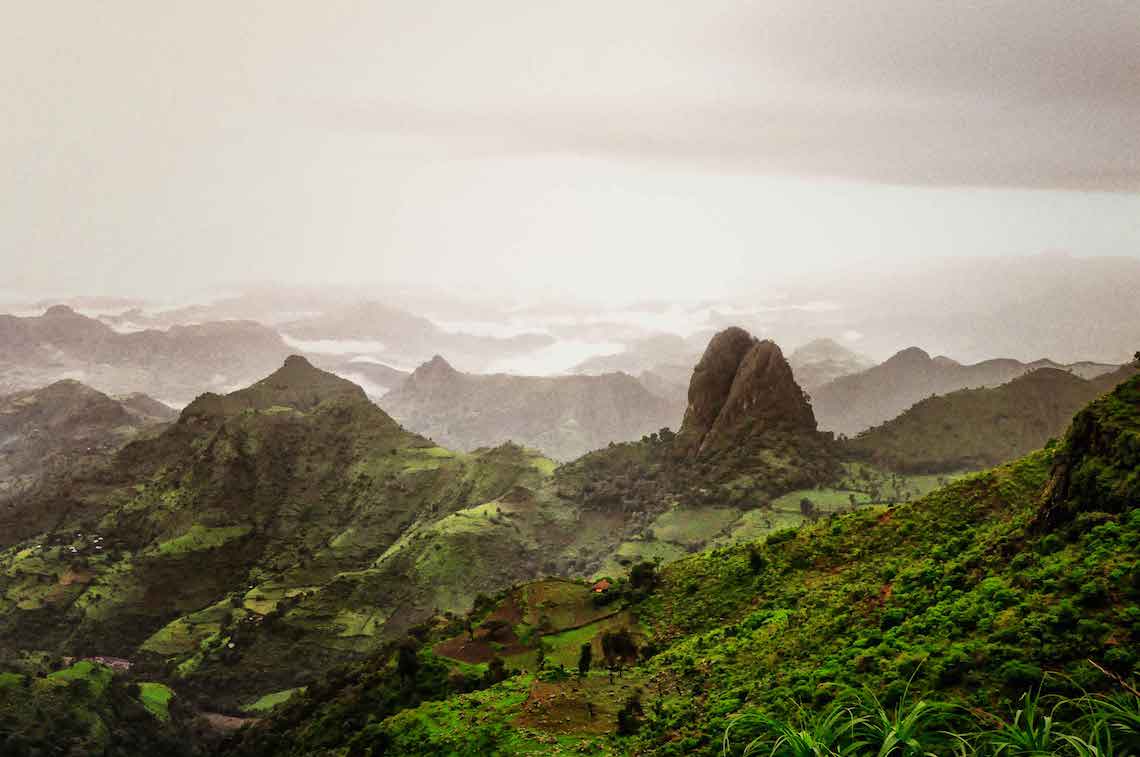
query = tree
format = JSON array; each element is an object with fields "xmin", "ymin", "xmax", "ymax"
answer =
[
  {"xmin": 577, "ymin": 643, "xmax": 592, "ymax": 678},
  {"xmin": 1134, "ymin": 350, "xmax": 1140, "ymax": 367},
  {"xmin": 629, "ymin": 561, "xmax": 658, "ymax": 591},
  {"xmin": 616, "ymin": 692, "xmax": 645, "ymax": 735},
  {"xmin": 602, "ymin": 629, "xmax": 639, "ymax": 667},
  {"xmin": 800, "ymin": 497, "xmax": 817, "ymax": 518},
  {"xmin": 748, "ymin": 546, "xmax": 767, "ymax": 574},
  {"xmin": 396, "ymin": 637, "xmax": 420, "ymax": 683},
  {"xmin": 534, "ymin": 635, "xmax": 547, "ymax": 670},
  {"xmin": 484, "ymin": 656, "xmax": 507, "ymax": 685},
  {"xmin": 481, "ymin": 618, "xmax": 511, "ymax": 641}
]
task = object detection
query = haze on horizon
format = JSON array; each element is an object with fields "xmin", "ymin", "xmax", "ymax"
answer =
[{"xmin": 1, "ymin": 1, "xmax": 1138, "ymax": 305}]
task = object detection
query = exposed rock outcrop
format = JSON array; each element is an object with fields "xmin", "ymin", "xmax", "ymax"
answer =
[
  {"xmin": 677, "ymin": 327, "xmax": 816, "ymax": 457},
  {"xmin": 1034, "ymin": 372, "xmax": 1140, "ymax": 532}
]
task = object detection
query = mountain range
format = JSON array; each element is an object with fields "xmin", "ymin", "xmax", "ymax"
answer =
[
  {"xmin": 811, "ymin": 346, "xmax": 1120, "ymax": 436},
  {"xmin": 226, "ymin": 364, "xmax": 1140, "ymax": 755},
  {"xmin": 0, "ymin": 381, "xmax": 174, "ymax": 510},
  {"xmin": 0, "ymin": 306, "xmax": 295, "ymax": 406},
  {"xmin": 381, "ymin": 355, "xmax": 683, "ymax": 461},
  {"xmin": 844, "ymin": 364, "xmax": 1138, "ymax": 473},
  {"xmin": 0, "ymin": 324, "xmax": 1137, "ymax": 755},
  {"xmin": 0, "ymin": 330, "xmax": 840, "ymax": 713}
]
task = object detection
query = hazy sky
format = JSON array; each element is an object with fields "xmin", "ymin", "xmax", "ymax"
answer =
[{"xmin": 3, "ymin": 1, "xmax": 1139, "ymax": 303}]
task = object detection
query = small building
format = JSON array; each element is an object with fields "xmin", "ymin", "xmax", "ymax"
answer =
[{"xmin": 592, "ymin": 578, "xmax": 612, "ymax": 593}]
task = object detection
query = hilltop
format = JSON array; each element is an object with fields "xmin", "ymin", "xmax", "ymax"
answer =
[
  {"xmin": 0, "ymin": 381, "xmax": 174, "ymax": 535},
  {"xmin": 0, "ymin": 356, "xmax": 558, "ymax": 705},
  {"xmin": 381, "ymin": 355, "xmax": 682, "ymax": 461},
  {"xmin": 845, "ymin": 364, "xmax": 1139, "ymax": 473}
]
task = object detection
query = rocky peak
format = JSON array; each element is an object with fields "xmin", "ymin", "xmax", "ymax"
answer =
[
  {"xmin": 677, "ymin": 327, "xmax": 816, "ymax": 457},
  {"xmin": 43, "ymin": 304, "xmax": 81, "ymax": 318},
  {"xmin": 886, "ymin": 346, "xmax": 932, "ymax": 366},
  {"xmin": 410, "ymin": 355, "xmax": 460, "ymax": 383},
  {"xmin": 182, "ymin": 355, "xmax": 370, "ymax": 419}
]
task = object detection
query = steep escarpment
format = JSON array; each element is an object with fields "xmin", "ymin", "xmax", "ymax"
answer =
[{"xmin": 0, "ymin": 328, "xmax": 841, "ymax": 729}]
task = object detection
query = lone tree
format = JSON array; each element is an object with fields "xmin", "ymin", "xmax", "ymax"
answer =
[
  {"xmin": 577, "ymin": 643, "xmax": 592, "ymax": 678},
  {"xmin": 629, "ymin": 561, "xmax": 658, "ymax": 591},
  {"xmin": 616, "ymin": 692, "xmax": 645, "ymax": 735},
  {"xmin": 601, "ymin": 629, "xmax": 639, "ymax": 668},
  {"xmin": 484, "ymin": 656, "xmax": 507, "ymax": 685},
  {"xmin": 1134, "ymin": 350, "xmax": 1140, "ymax": 367},
  {"xmin": 748, "ymin": 546, "xmax": 767, "ymax": 574},
  {"xmin": 534, "ymin": 635, "xmax": 547, "ymax": 670},
  {"xmin": 396, "ymin": 637, "xmax": 420, "ymax": 683}
]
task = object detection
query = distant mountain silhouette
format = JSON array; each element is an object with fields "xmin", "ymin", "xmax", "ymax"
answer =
[
  {"xmin": 0, "ymin": 306, "xmax": 295, "ymax": 404},
  {"xmin": 0, "ymin": 379, "xmax": 173, "ymax": 518},
  {"xmin": 787, "ymin": 337, "xmax": 873, "ymax": 391},
  {"xmin": 845, "ymin": 364, "xmax": 1138, "ymax": 472},
  {"xmin": 382, "ymin": 355, "xmax": 680, "ymax": 460},
  {"xmin": 812, "ymin": 346, "xmax": 1119, "ymax": 435}
]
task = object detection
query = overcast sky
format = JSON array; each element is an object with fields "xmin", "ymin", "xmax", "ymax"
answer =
[{"xmin": 2, "ymin": 1, "xmax": 1139, "ymax": 303}]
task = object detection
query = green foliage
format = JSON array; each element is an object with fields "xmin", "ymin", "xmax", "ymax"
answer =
[
  {"xmin": 137, "ymin": 682, "xmax": 174, "ymax": 721},
  {"xmin": 721, "ymin": 688, "xmax": 1140, "ymax": 757},
  {"xmin": 578, "ymin": 643, "xmax": 592, "ymax": 677}
]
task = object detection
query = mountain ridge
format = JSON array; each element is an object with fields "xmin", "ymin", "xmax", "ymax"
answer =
[
  {"xmin": 382, "ymin": 355, "xmax": 682, "ymax": 461},
  {"xmin": 813, "ymin": 345, "xmax": 1121, "ymax": 435}
]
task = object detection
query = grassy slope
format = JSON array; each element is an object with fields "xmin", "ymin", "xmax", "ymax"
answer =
[
  {"xmin": 0, "ymin": 356, "xmax": 845, "ymax": 719},
  {"xmin": 843, "ymin": 366, "xmax": 1137, "ymax": 474},
  {"xmin": 0, "ymin": 360, "xmax": 562, "ymax": 707},
  {"xmin": 234, "ymin": 375, "xmax": 1140, "ymax": 756}
]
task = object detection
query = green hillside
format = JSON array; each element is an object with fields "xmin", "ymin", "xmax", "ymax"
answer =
[
  {"xmin": 0, "ymin": 357, "xmax": 560, "ymax": 708},
  {"xmin": 222, "ymin": 374, "xmax": 1140, "ymax": 756},
  {"xmin": 0, "ymin": 335, "xmax": 846, "ymax": 727},
  {"xmin": 844, "ymin": 365, "xmax": 1138, "ymax": 474}
]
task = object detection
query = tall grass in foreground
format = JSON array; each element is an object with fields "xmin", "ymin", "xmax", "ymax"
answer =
[{"xmin": 722, "ymin": 688, "xmax": 1140, "ymax": 756}]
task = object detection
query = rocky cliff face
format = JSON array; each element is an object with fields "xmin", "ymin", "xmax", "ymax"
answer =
[
  {"xmin": 677, "ymin": 327, "xmax": 817, "ymax": 457},
  {"xmin": 1035, "ymin": 372, "xmax": 1140, "ymax": 532}
]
